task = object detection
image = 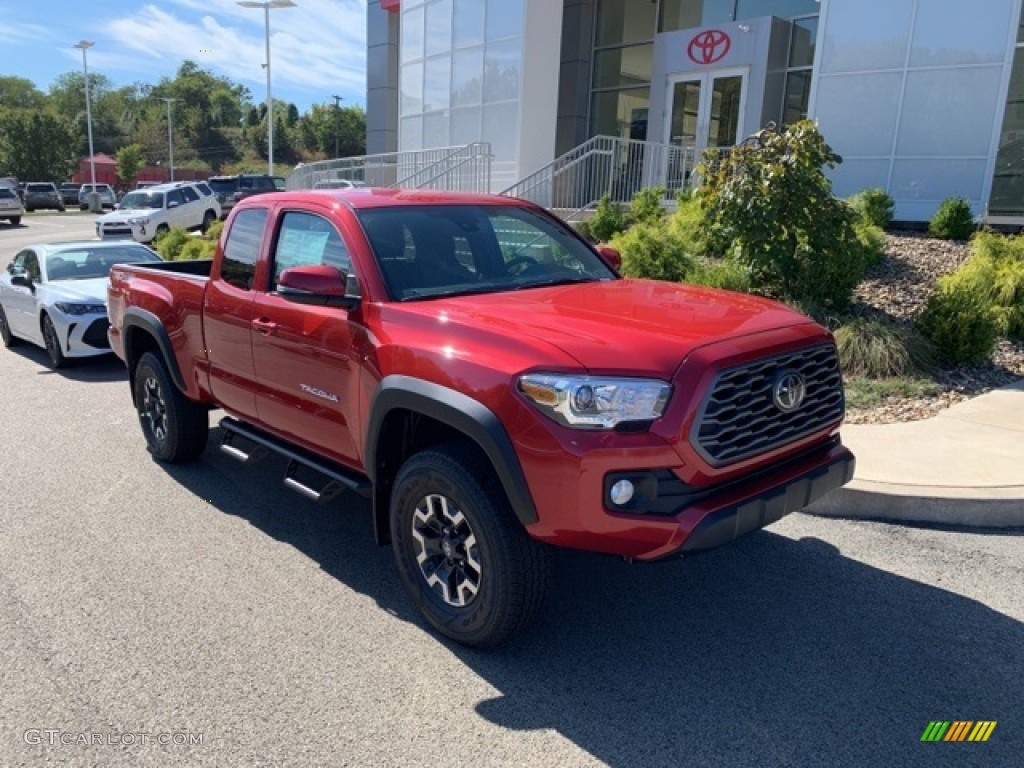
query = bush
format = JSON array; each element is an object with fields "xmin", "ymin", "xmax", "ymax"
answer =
[
  {"xmin": 697, "ymin": 120, "xmax": 869, "ymax": 310},
  {"xmin": 854, "ymin": 219, "xmax": 887, "ymax": 268},
  {"xmin": 612, "ymin": 222, "xmax": 694, "ymax": 283},
  {"xmin": 587, "ymin": 193, "xmax": 627, "ymax": 243},
  {"xmin": 205, "ymin": 218, "xmax": 224, "ymax": 242},
  {"xmin": 154, "ymin": 227, "xmax": 191, "ymax": 261},
  {"xmin": 687, "ymin": 258, "xmax": 753, "ymax": 293},
  {"xmin": 929, "ymin": 197, "xmax": 975, "ymax": 240},
  {"xmin": 176, "ymin": 239, "xmax": 217, "ymax": 261},
  {"xmin": 918, "ymin": 275, "xmax": 999, "ymax": 364},
  {"xmin": 834, "ymin": 318, "xmax": 936, "ymax": 378},
  {"xmin": 628, "ymin": 186, "xmax": 666, "ymax": 226},
  {"xmin": 849, "ymin": 188, "xmax": 894, "ymax": 229},
  {"xmin": 969, "ymin": 231, "xmax": 1024, "ymax": 338}
]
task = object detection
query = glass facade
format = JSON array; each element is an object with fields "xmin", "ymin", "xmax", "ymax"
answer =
[
  {"xmin": 990, "ymin": 21, "xmax": 1024, "ymax": 217},
  {"xmin": 399, "ymin": 0, "xmax": 523, "ymax": 161},
  {"xmin": 590, "ymin": 0, "xmax": 821, "ymax": 141}
]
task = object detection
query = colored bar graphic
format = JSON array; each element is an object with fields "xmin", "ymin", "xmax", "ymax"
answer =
[{"xmin": 921, "ymin": 720, "xmax": 996, "ymax": 742}]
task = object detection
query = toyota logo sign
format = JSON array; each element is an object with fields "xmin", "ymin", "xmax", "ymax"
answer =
[
  {"xmin": 772, "ymin": 371, "xmax": 807, "ymax": 413},
  {"xmin": 688, "ymin": 29, "xmax": 731, "ymax": 65}
]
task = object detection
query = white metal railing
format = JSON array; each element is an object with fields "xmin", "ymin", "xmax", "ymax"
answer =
[
  {"xmin": 501, "ymin": 135, "xmax": 698, "ymax": 219},
  {"xmin": 286, "ymin": 143, "xmax": 492, "ymax": 192}
]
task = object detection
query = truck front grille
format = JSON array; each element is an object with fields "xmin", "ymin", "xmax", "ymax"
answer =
[{"xmin": 692, "ymin": 344, "xmax": 844, "ymax": 467}]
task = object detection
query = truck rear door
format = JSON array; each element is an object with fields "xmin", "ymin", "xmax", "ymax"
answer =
[
  {"xmin": 249, "ymin": 208, "xmax": 361, "ymax": 466},
  {"xmin": 204, "ymin": 207, "xmax": 269, "ymax": 420}
]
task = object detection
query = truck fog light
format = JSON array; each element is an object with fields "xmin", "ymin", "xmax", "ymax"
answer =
[{"xmin": 610, "ymin": 479, "xmax": 635, "ymax": 506}]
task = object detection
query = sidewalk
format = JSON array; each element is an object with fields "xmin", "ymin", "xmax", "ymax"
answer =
[{"xmin": 807, "ymin": 381, "xmax": 1024, "ymax": 528}]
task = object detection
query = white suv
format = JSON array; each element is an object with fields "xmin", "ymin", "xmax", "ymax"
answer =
[{"xmin": 95, "ymin": 181, "xmax": 221, "ymax": 243}]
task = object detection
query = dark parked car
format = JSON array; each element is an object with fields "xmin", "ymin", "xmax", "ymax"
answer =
[
  {"xmin": 207, "ymin": 174, "xmax": 285, "ymax": 217},
  {"xmin": 59, "ymin": 183, "xmax": 81, "ymax": 206},
  {"xmin": 23, "ymin": 183, "xmax": 65, "ymax": 212}
]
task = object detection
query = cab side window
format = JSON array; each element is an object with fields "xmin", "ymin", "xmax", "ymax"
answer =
[
  {"xmin": 181, "ymin": 186, "xmax": 199, "ymax": 203},
  {"xmin": 270, "ymin": 212, "xmax": 351, "ymax": 290},
  {"xmin": 221, "ymin": 208, "xmax": 268, "ymax": 290},
  {"xmin": 8, "ymin": 251, "xmax": 27, "ymax": 275},
  {"xmin": 166, "ymin": 190, "xmax": 184, "ymax": 207},
  {"xmin": 23, "ymin": 252, "xmax": 41, "ymax": 281}
]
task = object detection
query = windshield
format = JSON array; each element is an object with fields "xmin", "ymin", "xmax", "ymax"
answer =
[
  {"xmin": 357, "ymin": 205, "xmax": 616, "ymax": 301},
  {"xmin": 46, "ymin": 245, "xmax": 161, "ymax": 281},
  {"xmin": 119, "ymin": 191, "xmax": 164, "ymax": 210}
]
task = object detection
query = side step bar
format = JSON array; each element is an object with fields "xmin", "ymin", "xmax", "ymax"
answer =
[{"xmin": 218, "ymin": 417, "xmax": 372, "ymax": 503}]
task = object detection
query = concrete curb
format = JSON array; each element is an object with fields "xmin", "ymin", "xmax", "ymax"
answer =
[{"xmin": 806, "ymin": 480, "xmax": 1024, "ymax": 528}]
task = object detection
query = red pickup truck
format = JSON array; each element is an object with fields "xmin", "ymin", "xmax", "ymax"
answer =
[{"xmin": 108, "ymin": 189, "xmax": 854, "ymax": 646}]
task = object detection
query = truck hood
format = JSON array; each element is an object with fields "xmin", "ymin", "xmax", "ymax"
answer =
[{"xmin": 421, "ymin": 279, "xmax": 815, "ymax": 376}]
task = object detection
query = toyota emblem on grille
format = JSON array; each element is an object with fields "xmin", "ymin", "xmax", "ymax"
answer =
[{"xmin": 772, "ymin": 371, "xmax": 806, "ymax": 413}]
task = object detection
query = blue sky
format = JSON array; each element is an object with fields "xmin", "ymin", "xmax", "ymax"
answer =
[{"xmin": 1, "ymin": 0, "xmax": 368, "ymax": 111}]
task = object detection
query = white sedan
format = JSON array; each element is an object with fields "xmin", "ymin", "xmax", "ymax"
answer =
[{"xmin": 0, "ymin": 241, "xmax": 162, "ymax": 368}]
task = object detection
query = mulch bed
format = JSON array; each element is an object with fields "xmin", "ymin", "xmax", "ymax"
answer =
[{"xmin": 845, "ymin": 233, "xmax": 1024, "ymax": 424}]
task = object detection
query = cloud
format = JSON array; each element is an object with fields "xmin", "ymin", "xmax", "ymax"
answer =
[
  {"xmin": 101, "ymin": 1, "xmax": 366, "ymax": 104},
  {"xmin": 0, "ymin": 21, "xmax": 56, "ymax": 45}
]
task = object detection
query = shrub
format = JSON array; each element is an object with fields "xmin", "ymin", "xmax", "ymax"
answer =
[
  {"xmin": 929, "ymin": 197, "xmax": 975, "ymax": 240},
  {"xmin": 587, "ymin": 193, "xmax": 627, "ymax": 243},
  {"xmin": 834, "ymin": 318, "xmax": 936, "ymax": 378},
  {"xmin": 205, "ymin": 218, "xmax": 224, "ymax": 242},
  {"xmin": 849, "ymin": 188, "xmax": 894, "ymax": 229},
  {"xmin": 969, "ymin": 231, "xmax": 1024, "ymax": 338},
  {"xmin": 854, "ymin": 219, "xmax": 887, "ymax": 269},
  {"xmin": 176, "ymin": 238, "xmax": 217, "ymax": 261},
  {"xmin": 629, "ymin": 186, "xmax": 666, "ymax": 226},
  {"xmin": 612, "ymin": 222, "xmax": 694, "ymax": 283},
  {"xmin": 154, "ymin": 227, "xmax": 191, "ymax": 261},
  {"xmin": 574, "ymin": 220, "xmax": 596, "ymax": 243},
  {"xmin": 687, "ymin": 258, "xmax": 753, "ymax": 293},
  {"xmin": 918, "ymin": 274, "xmax": 999, "ymax": 364},
  {"xmin": 697, "ymin": 120, "xmax": 869, "ymax": 310}
]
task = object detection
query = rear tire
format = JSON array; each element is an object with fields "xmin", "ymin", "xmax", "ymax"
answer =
[
  {"xmin": 201, "ymin": 211, "xmax": 216, "ymax": 233},
  {"xmin": 0, "ymin": 306, "xmax": 19, "ymax": 348},
  {"xmin": 41, "ymin": 314, "xmax": 67, "ymax": 368},
  {"xmin": 9, "ymin": 216, "xmax": 20, "ymax": 226},
  {"xmin": 133, "ymin": 351, "xmax": 208, "ymax": 462},
  {"xmin": 390, "ymin": 444, "xmax": 547, "ymax": 648}
]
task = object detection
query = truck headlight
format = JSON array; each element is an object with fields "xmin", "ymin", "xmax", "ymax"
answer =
[{"xmin": 518, "ymin": 374, "xmax": 671, "ymax": 430}]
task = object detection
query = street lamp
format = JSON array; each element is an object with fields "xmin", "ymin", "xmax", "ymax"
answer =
[
  {"xmin": 157, "ymin": 97, "xmax": 178, "ymax": 181},
  {"xmin": 73, "ymin": 40, "xmax": 99, "ymax": 212},
  {"xmin": 237, "ymin": 0, "xmax": 296, "ymax": 176},
  {"xmin": 332, "ymin": 94, "xmax": 343, "ymax": 158}
]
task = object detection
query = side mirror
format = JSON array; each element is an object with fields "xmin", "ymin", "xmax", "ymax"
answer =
[
  {"xmin": 277, "ymin": 265, "xmax": 361, "ymax": 310},
  {"xmin": 167, "ymin": 201, "xmax": 180, "ymax": 209},
  {"xmin": 11, "ymin": 274, "xmax": 33, "ymax": 291},
  {"xmin": 596, "ymin": 245, "xmax": 622, "ymax": 271}
]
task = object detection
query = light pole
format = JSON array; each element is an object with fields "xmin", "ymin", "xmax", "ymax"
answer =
[
  {"xmin": 73, "ymin": 40, "xmax": 99, "ymax": 212},
  {"xmin": 157, "ymin": 97, "xmax": 177, "ymax": 181},
  {"xmin": 237, "ymin": 0, "xmax": 296, "ymax": 176},
  {"xmin": 332, "ymin": 94, "xmax": 343, "ymax": 158}
]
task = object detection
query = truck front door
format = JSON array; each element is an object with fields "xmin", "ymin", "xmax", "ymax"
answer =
[{"xmin": 249, "ymin": 208, "xmax": 361, "ymax": 466}]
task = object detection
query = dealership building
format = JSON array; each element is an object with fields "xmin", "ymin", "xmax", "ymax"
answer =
[{"xmin": 366, "ymin": 0, "xmax": 1024, "ymax": 223}]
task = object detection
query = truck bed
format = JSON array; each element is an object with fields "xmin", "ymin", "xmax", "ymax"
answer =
[{"xmin": 126, "ymin": 259, "xmax": 214, "ymax": 277}]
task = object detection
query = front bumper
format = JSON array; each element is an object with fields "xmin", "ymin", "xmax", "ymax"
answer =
[
  {"xmin": 97, "ymin": 220, "xmax": 150, "ymax": 242},
  {"xmin": 52, "ymin": 312, "xmax": 112, "ymax": 357}
]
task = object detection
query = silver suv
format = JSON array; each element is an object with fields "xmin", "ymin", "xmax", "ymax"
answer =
[{"xmin": 78, "ymin": 184, "xmax": 117, "ymax": 210}]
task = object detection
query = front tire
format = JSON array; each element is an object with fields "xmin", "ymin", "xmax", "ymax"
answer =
[
  {"xmin": 390, "ymin": 444, "xmax": 547, "ymax": 648},
  {"xmin": 9, "ymin": 216, "xmax": 20, "ymax": 226},
  {"xmin": 0, "ymin": 306, "xmax": 19, "ymax": 348},
  {"xmin": 133, "ymin": 351, "xmax": 208, "ymax": 462},
  {"xmin": 41, "ymin": 314, "xmax": 67, "ymax": 368}
]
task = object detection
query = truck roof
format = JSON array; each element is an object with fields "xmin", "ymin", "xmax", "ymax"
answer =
[{"xmin": 254, "ymin": 188, "xmax": 533, "ymax": 210}]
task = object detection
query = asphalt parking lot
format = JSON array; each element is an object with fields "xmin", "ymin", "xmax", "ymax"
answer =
[{"xmin": 1, "ymin": 218, "xmax": 1021, "ymax": 766}]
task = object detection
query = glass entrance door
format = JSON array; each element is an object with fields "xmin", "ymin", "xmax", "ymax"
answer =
[{"xmin": 666, "ymin": 68, "xmax": 747, "ymax": 155}]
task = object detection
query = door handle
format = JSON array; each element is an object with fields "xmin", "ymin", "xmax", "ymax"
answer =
[{"xmin": 252, "ymin": 317, "xmax": 278, "ymax": 335}]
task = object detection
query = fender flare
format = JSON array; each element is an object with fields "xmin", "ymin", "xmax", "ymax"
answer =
[
  {"xmin": 365, "ymin": 375, "xmax": 539, "ymax": 527},
  {"xmin": 122, "ymin": 307, "xmax": 187, "ymax": 392}
]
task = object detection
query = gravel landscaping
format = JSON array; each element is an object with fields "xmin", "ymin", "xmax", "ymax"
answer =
[{"xmin": 845, "ymin": 233, "xmax": 1024, "ymax": 424}]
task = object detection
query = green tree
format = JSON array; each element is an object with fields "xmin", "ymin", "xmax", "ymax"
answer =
[
  {"xmin": 0, "ymin": 110, "xmax": 78, "ymax": 180},
  {"xmin": 116, "ymin": 143, "xmax": 144, "ymax": 185},
  {"xmin": 0, "ymin": 76, "xmax": 46, "ymax": 109},
  {"xmin": 297, "ymin": 103, "xmax": 366, "ymax": 158}
]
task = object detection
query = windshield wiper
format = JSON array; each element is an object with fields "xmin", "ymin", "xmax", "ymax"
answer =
[{"xmin": 513, "ymin": 275, "xmax": 598, "ymax": 291}]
